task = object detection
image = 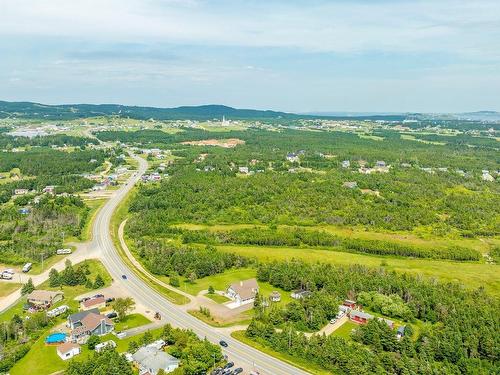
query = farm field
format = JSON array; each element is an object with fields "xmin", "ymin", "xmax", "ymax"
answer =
[{"xmin": 216, "ymin": 244, "xmax": 500, "ymax": 296}]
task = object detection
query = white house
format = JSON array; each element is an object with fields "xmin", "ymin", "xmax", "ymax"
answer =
[
  {"xmin": 132, "ymin": 346, "xmax": 180, "ymax": 375},
  {"xmin": 226, "ymin": 278, "xmax": 259, "ymax": 305},
  {"xmin": 57, "ymin": 342, "xmax": 81, "ymax": 361}
]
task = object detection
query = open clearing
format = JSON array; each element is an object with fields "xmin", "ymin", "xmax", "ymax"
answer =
[
  {"xmin": 174, "ymin": 223, "xmax": 496, "ymax": 255},
  {"xmin": 181, "ymin": 138, "xmax": 245, "ymax": 148}
]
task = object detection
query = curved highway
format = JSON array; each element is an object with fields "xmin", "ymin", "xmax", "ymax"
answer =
[{"xmin": 91, "ymin": 155, "xmax": 310, "ymax": 375}]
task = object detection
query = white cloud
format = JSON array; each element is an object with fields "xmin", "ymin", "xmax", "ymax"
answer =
[{"xmin": 0, "ymin": 0, "xmax": 499, "ymax": 58}]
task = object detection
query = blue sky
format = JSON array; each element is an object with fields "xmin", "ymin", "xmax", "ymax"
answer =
[{"xmin": 1, "ymin": 0, "xmax": 499, "ymax": 112}]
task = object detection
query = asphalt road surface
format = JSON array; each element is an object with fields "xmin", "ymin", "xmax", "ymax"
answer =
[{"xmin": 92, "ymin": 155, "xmax": 310, "ymax": 375}]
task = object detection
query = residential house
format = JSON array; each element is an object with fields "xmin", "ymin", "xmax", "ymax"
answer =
[
  {"xmin": 378, "ymin": 317, "xmax": 394, "ymax": 329},
  {"xmin": 343, "ymin": 181, "xmax": 357, "ymax": 189},
  {"xmin": 291, "ymin": 289, "xmax": 312, "ymax": 300},
  {"xmin": 132, "ymin": 346, "xmax": 180, "ymax": 375},
  {"xmin": 349, "ymin": 310, "xmax": 374, "ymax": 324},
  {"xmin": 14, "ymin": 189, "xmax": 29, "ymax": 195},
  {"xmin": 226, "ymin": 278, "xmax": 259, "ymax": 305},
  {"xmin": 57, "ymin": 342, "xmax": 81, "ymax": 361},
  {"xmin": 43, "ymin": 186, "xmax": 56, "ymax": 194},
  {"xmin": 70, "ymin": 312, "xmax": 114, "ymax": 343},
  {"xmin": 286, "ymin": 153, "xmax": 299, "ymax": 163},
  {"xmin": 27, "ymin": 290, "xmax": 64, "ymax": 309},
  {"xmin": 270, "ymin": 291, "xmax": 281, "ymax": 302},
  {"xmin": 482, "ymin": 171, "xmax": 495, "ymax": 182},
  {"xmin": 67, "ymin": 308, "xmax": 100, "ymax": 329},
  {"xmin": 375, "ymin": 161, "xmax": 386, "ymax": 167},
  {"xmin": 81, "ymin": 296, "xmax": 106, "ymax": 311},
  {"xmin": 341, "ymin": 160, "xmax": 350, "ymax": 168},
  {"xmin": 238, "ymin": 166, "xmax": 249, "ymax": 174},
  {"xmin": 396, "ymin": 325, "xmax": 406, "ymax": 339},
  {"xmin": 343, "ymin": 300, "xmax": 357, "ymax": 309}
]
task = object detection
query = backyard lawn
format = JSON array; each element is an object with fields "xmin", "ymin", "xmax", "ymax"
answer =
[{"xmin": 331, "ymin": 321, "xmax": 358, "ymax": 340}]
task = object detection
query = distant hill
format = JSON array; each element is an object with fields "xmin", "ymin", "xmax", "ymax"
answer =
[{"xmin": 0, "ymin": 101, "xmax": 298, "ymax": 120}]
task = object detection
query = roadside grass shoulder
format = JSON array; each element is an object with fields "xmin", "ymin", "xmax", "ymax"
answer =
[
  {"xmin": 110, "ymin": 188, "xmax": 189, "ymax": 305},
  {"xmin": 0, "ymin": 282, "xmax": 21, "ymax": 297},
  {"xmin": 114, "ymin": 313, "xmax": 152, "ymax": 332},
  {"xmin": 188, "ymin": 310, "xmax": 253, "ymax": 328},
  {"xmin": 231, "ymin": 330, "xmax": 329, "ymax": 375}
]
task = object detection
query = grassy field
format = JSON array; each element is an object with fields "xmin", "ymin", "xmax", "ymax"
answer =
[
  {"xmin": 231, "ymin": 330, "xmax": 330, "ymax": 375},
  {"xmin": 189, "ymin": 309, "xmax": 253, "ymax": 327},
  {"xmin": 114, "ymin": 313, "xmax": 151, "ymax": 332},
  {"xmin": 175, "ymin": 223, "xmax": 497, "ymax": 255},
  {"xmin": 79, "ymin": 198, "xmax": 107, "ymax": 242},
  {"xmin": 206, "ymin": 293, "xmax": 231, "ymax": 304},
  {"xmin": 0, "ymin": 282, "xmax": 21, "ymax": 297},
  {"xmin": 331, "ymin": 320, "xmax": 358, "ymax": 340},
  {"xmin": 217, "ymin": 245, "xmax": 500, "ymax": 296}
]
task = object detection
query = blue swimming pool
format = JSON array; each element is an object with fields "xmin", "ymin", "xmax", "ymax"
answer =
[{"xmin": 45, "ymin": 332, "xmax": 67, "ymax": 344}]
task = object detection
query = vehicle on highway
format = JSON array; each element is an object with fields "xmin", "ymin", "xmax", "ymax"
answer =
[
  {"xmin": 232, "ymin": 368, "xmax": 243, "ymax": 374},
  {"xmin": 219, "ymin": 340, "xmax": 228, "ymax": 347},
  {"xmin": 121, "ymin": 274, "xmax": 127, "ymax": 279},
  {"xmin": 330, "ymin": 318, "xmax": 337, "ymax": 324}
]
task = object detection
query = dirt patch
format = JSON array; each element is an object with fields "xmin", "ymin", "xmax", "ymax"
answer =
[{"xmin": 181, "ymin": 138, "xmax": 245, "ymax": 148}]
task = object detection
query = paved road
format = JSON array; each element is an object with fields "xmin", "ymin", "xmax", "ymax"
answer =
[{"xmin": 93, "ymin": 155, "xmax": 310, "ymax": 375}]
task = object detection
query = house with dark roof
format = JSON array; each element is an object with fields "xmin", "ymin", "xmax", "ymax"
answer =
[
  {"xmin": 70, "ymin": 312, "xmax": 114, "ymax": 343},
  {"xmin": 67, "ymin": 308, "xmax": 99, "ymax": 329}
]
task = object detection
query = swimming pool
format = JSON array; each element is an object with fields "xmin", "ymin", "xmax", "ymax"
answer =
[{"xmin": 45, "ymin": 332, "xmax": 67, "ymax": 344}]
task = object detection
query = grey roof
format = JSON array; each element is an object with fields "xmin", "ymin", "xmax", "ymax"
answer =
[
  {"xmin": 132, "ymin": 347, "xmax": 180, "ymax": 373},
  {"xmin": 350, "ymin": 310, "xmax": 374, "ymax": 320},
  {"xmin": 397, "ymin": 325, "xmax": 406, "ymax": 334},
  {"xmin": 68, "ymin": 308, "xmax": 99, "ymax": 324}
]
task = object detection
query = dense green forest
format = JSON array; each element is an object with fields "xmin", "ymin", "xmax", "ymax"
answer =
[
  {"xmin": 246, "ymin": 260, "xmax": 499, "ymax": 374},
  {"xmin": 0, "ymin": 148, "xmax": 106, "ymax": 177},
  {"xmin": 0, "ymin": 195, "xmax": 89, "ymax": 264},
  {"xmin": 0, "ymin": 133, "xmax": 99, "ymax": 149}
]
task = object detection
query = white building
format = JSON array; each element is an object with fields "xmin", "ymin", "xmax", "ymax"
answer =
[{"xmin": 57, "ymin": 342, "xmax": 81, "ymax": 361}]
